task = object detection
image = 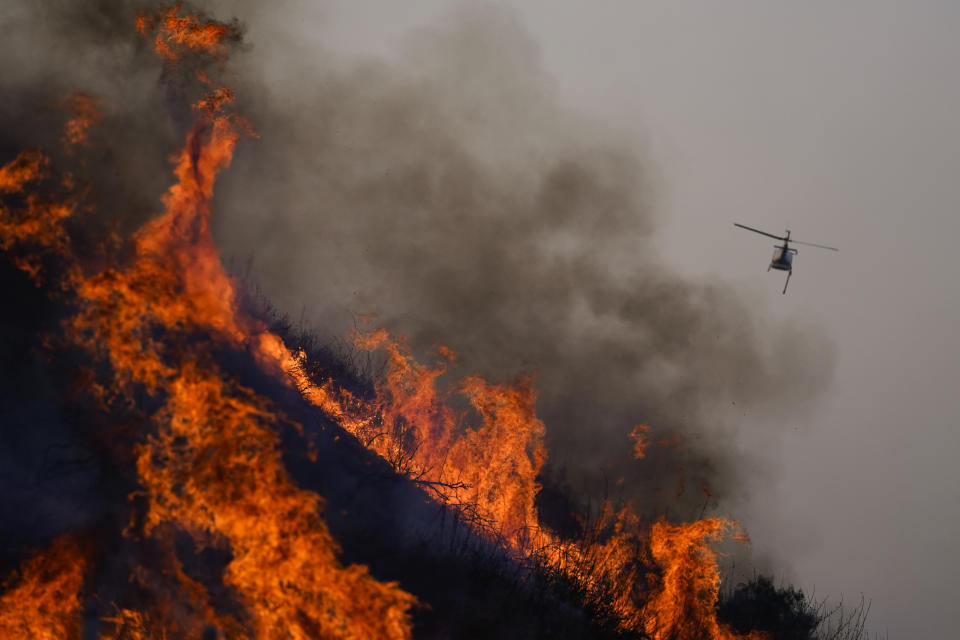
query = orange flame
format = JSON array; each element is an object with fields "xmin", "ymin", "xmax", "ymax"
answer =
[
  {"xmin": 61, "ymin": 92, "xmax": 102, "ymax": 151},
  {"xmin": 630, "ymin": 423, "xmax": 652, "ymax": 459},
  {"xmin": 131, "ymin": 365, "xmax": 416, "ymax": 639},
  {"xmin": 0, "ymin": 535, "xmax": 88, "ymax": 640},
  {"xmin": 450, "ymin": 374, "xmax": 546, "ymax": 541},
  {"xmin": 0, "ymin": 150, "xmax": 48, "ymax": 193},
  {"xmin": 136, "ymin": 3, "xmax": 236, "ymax": 63},
  {"xmin": 0, "ymin": 150, "xmax": 77, "ymax": 285},
  {"xmin": 644, "ymin": 519, "xmax": 765, "ymax": 640},
  {"xmin": 346, "ymin": 329, "xmax": 547, "ymax": 546}
]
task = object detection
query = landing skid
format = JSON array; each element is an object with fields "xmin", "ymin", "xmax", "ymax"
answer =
[{"xmin": 782, "ymin": 270, "xmax": 792, "ymax": 294}]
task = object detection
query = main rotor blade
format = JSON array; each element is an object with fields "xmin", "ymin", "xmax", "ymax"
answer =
[
  {"xmin": 734, "ymin": 223, "xmax": 786, "ymax": 241},
  {"xmin": 791, "ymin": 239, "xmax": 839, "ymax": 251}
]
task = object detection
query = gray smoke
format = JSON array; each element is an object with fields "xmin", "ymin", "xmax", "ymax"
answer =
[{"xmin": 0, "ymin": 1, "xmax": 835, "ymax": 526}]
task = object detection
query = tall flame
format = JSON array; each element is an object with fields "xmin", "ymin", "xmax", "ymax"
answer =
[{"xmin": 644, "ymin": 519, "xmax": 764, "ymax": 640}]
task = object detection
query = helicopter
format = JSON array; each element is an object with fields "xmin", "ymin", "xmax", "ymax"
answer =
[{"xmin": 734, "ymin": 223, "xmax": 838, "ymax": 294}]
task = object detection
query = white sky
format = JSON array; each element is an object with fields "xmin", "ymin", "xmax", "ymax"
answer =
[{"xmin": 277, "ymin": 2, "xmax": 960, "ymax": 637}]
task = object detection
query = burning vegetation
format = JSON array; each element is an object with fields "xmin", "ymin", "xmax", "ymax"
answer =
[{"xmin": 0, "ymin": 3, "xmax": 862, "ymax": 639}]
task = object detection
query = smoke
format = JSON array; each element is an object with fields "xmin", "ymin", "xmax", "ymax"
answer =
[{"xmin": 0, "ymin": 0, "xmax": 835, "ymax": 529}]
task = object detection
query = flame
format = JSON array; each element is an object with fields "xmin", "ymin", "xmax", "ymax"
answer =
[
  {"xmin": 0, "ymin": 150, "xmax": 77, "ymax": 285},
  {"xmin": 130, "ymin": 365, "xmax": 416, "ymax": 639},
  {"xmin": 258, "ymin": 329, "xmax": 548, "ymax": 545},
  {"xmin": 100, "ymin": 609, "xmax": 150, "ymax": 640},
  {"xmin": 136, "ymin": 3, "xmax": 236, "ymax": 63},
  {"xmin": 644, "ymin": 519, "xmax": 765, "ymax": 640},
  {"xmin": 0, "ymin": 150, "xmax": 48, "ymax": 192},
  {"xmin": 61, "ymin": 92, "xmax": 102, "ymax": 151},
  {"xmin": 450, "ymin": 374, "xmax": 546, "ymax": 542},
  {"xmin": 630, "ymin": 424, "xmax": 652, "ymax": 459},
  {"xmin": 97, "ymin": 532, "xmax": 225, "ymax": 639},
  {"xmin": 0, "ymin": 535, "xmax": 88, "ymax": 640},
  {"xmin": 68, "ymin": 106, "xmax": 247, "ymax": 392},
  {"xmin": 346, "ymin": 329, "xmax": 547, "ymax": 546}
]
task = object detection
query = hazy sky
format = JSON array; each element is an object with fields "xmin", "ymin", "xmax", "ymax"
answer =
[{"xmin": 286, "ymin": 3, "xmax": 959, "ymax": 637}]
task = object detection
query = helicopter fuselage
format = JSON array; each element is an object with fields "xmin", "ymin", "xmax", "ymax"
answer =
[{"xmin": 769, "ymin": 244, "xmax": 795, "ymax": 271}]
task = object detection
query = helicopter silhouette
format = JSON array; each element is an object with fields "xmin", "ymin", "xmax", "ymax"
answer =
[{"xmin": 734, "ymin": 223, "xmax": 838, "ymax": 294}]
